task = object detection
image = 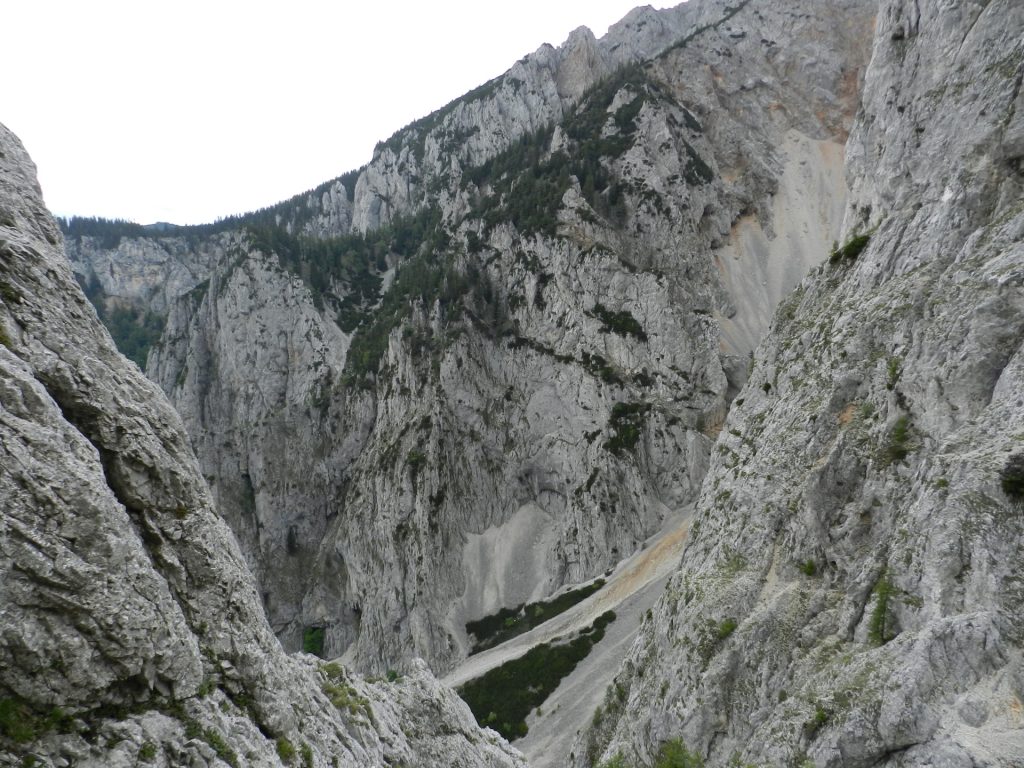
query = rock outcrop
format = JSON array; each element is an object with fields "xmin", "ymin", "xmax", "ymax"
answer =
[
  {"xmin": 578, "ymin": 1, "xmax": 1024, "ymax": 765},
  {"xmin": 1, "ymin": 123, "xmax": 524, "ymax": 766}
]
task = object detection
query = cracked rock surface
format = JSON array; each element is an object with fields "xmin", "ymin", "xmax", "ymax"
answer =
[
  {"xmin": 577, "ymin": 1, "xmax": 1024, "ymax": 765},
  {"xmin": 1, "ymin": 121, "xmax": 524, "ymax": 767}
]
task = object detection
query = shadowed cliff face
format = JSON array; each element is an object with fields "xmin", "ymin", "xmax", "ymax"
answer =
[
  {"xmin": 65, "ymin": 0, "xmax": 877, "ymax": 677},
  {"xmin": 1, "ymin": 122, "xmax": 524, "ymax": 767},
  {"xmin": 578, "ymin": 1, "xmax": 1024, "ymax": 765}
]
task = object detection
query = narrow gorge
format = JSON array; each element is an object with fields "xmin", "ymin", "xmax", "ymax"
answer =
[{"xmin": 2, "ymin": 0, "xmax": 1022, "ymax": 766}]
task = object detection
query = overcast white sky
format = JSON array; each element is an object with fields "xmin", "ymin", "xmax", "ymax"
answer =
[{"xmin": 2, "ymin": 1, "xmax": 660, "ymax": 225}]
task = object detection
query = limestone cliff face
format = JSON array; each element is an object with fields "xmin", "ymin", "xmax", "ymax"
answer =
[
  {"xmin": 69, "ymin": 0, "xmax": 875, "ymax": 676},
  {"xmin": 579, "ymin": 1, "xmax": 1024, "ymax": 765},
  {"xmin": 0, "ymin": 123, "xmax": 523, "ymax": 767}
]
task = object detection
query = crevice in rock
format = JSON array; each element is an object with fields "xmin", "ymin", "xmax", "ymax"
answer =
[{"xmin": 33, "ymin": 373, "xmax": 192, "ymax": 631}]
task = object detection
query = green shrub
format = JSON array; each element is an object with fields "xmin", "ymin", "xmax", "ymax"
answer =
[
  {"xmin": 803, "ymin": 704, "xmax": 831, "ymax": 738},
  {"xmin": 868, "ymin": 574, "xmax": 895, "ymax": 645},
  {"xmin": 139, "ymin": 742, "xmax": 158, "ymax": 762},
  {"xmin": 884, "ymin": 416, "xmax": 911, "ymax": 465},
  {"xmin": 202, "ymin": 729, "xmax": 238, "ymax": 767},
  {"xmin": 829, "ymin": 233, "xmax": 871, "ymax": 264},
  {"xmin": 1001, "ymin": 453, "xmax": 1024, "ymax": 501},
  {"xmin": 655, "ymin": 738, "xmax": 704, "ymax": 768},
  {"xmin": 800, "ymin": 560, "xmax": 817, "ymax": 577},
  {"xmin": 604, "ymin": 402, "xmax": 651, "ymax": 456},
  {"xmin": 301, "ymin": 743, "xmax": 314, "ymax": 768},
  {"xmin": 885, "ymin": 357, "xmax": 902, "ymax": 390},
  {"xmin": 592, "ymin": 303, "xmax": 647, "ymax": 341},
  {"xmin": 716, "ymin": 618, "xmax": 738, "ymax": 641},
  {"xmin": 0, "ymin": 322, "xmax": 11, "ymax": 350},
  {"xmin": 0, "ymin": 699, "xmax": 35, "ymax": 743},
  {"xmin": 276, "ymin": 737, "xmax": 297, "ymax": 764}
]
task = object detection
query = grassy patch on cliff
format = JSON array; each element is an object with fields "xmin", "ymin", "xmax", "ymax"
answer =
[
  {"xmin": 604, "ymin": 402, "xmax": 652, "ymax": 456},
  {"xmin": 458, "ymin": 610, "xmax": 616, "ymax": 740},
  {"xmin": 592, "ymin": 303, "xmax": 648, "ymax": 341},
  {"xmin": 829, "ymin": 233, "xmax": 871, "ymax": 265},
  {"xmin": 465, "ymin": 579, "xmax": 606, "ymax": 654}
]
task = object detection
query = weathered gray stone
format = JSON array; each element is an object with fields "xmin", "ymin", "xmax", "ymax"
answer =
[
  {"xmin": 577, "ymin": 1, "xmax": 1024, "ymax": 765},
  {"xmin": 0, "ymin": 122, "xmax": 524, "ymax": 767}
]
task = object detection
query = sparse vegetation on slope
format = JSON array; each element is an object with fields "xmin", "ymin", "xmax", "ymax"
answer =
[
  {"xmin": 458, "ymin": 610, "xmax": 616, "ymax": 741},
  {"xmin": 465, "ymin": 579, "xmax": 607, "ymax": 654}
]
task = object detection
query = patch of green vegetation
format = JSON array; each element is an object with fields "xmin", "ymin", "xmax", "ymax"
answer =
[
  {"xmin": 885, "ymin": 356, "xmax": 902, "ymax": 390},
  {"xmin": 0, "ymin": 279, "xmax": 21, "ymax": 304},
  {"xmin": 716, "ymin": 618, "xmax": 738, "ymax": 641},
  {"xmin": 598, "ymin": 753, "xmax": 630, "ymax": 768},
  {"xmin": 604, "ymin": 402, "xmax": 651, "ymax": 456},
  {"xmin": 302, "ymin": 626, "xmax": 325, "ymax": 657},
  {"xmin": 697, "ymin": 614, "xmax": 740, "ymax": 661},
  {"xmin": 655, "ymin": 738, "xmax": 705, "ymax": 768},
  {"xmin": 800, "ymin": 559, "xmax": 817, "ymax": 577},
  {"xmin": 321, "ymin": 664, "xmax": 374, "ymax": 722},
  {"xmin": 883, "ymin": 415, "xmax": 912, "ymax": 465},
  {"xmin": 247, "ymin": 205, "xmax": 437, "ymax": 318},
  {"xmin": 803, "ymin": 703, "xmax": 831, "ymax": 739},
  {"xmin": 1001, "ymin": 452, "xmax": 1024, "ymax": 501},
  {"xmin": 581, "ymin": 350, "xmax": 625, "ymax": 385},
  {"xmin": 681, "ymin": 139, "xmax": 714, "ymax": 185},
  {"xmin": 139, "ymin": 742, "xmax": 158, "ymax": 762},
  {"xmin": 829, "ymin": 233, "xmax": 871, "ymax": 265},
  {"xmin": 300, "ymin": 743, "xmax": 314, "ymax": 768},
  {"xmin": 0, "ymin": 321, "xmax": 11, "ymax": 350},
  {"xmin": 0, "ymin": 699, "xmax": 72, "ymax": 745},
  {"xmin": 458, "ymin": 610, "xmax": 616, "ymax": 741},
  {"xmin": 868, "ymin": 573, "xmax": 895, "ymax": 646},
  {"xmin": 466, "ymin": 579, "xmax": 607, "ymax": 654},
  {"xmin": 0, "ymin": 699, "xmax": 37, "ymax": 744},
  {"xmin": 592, "ymin": 303, "xmax": 647, "ymax": 341},
  {"xmin": 202, "ymin": 728, "xmax": 238, "ymax": 767},
  {"xmin": 276, "ymin": 737, "xmax": 297, "ymax": 764}
]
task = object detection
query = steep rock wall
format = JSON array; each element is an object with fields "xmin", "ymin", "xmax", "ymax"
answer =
[{"xmin": 579, "ymin": 1, "xmax": 1024, "ymax": 765}]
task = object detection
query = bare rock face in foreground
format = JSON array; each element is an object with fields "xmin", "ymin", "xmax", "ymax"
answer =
[
  {"xmin": 1, "ymin": 122, "xmax": 523, "ymax": 767},
  {"xmin": 579, "ymin": 1, "xmax": 1024, "ymax": 765}
]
